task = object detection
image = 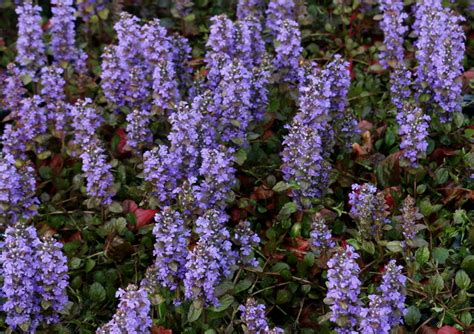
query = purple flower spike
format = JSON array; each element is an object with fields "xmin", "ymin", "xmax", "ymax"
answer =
[{"xmin": 239, "ymin": 298, "xmax": 284, "ymax": 333}]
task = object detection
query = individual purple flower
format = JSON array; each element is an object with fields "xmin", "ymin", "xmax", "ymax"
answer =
[
  {"xmin": 379, "ymin": 260, "xmax": 407, "ymax": 327},
  {"xmin": 125, "ymin": 107, "xmax": 153, "ymax": 150},
  {"xmin": 309, "ymin": 213, "xmax": 335, "ymax": 253},
  {"xmin": 152, "ymin": 207, "xmax": 190, "ymax": 291},
  {"xmin": 235, "ymin": 16, "xmax": 266, "ymax": 70},
  {"xmin": 1, "ymin": 64, "xmax": 27, "ymax": 113},
  {"xmin": 239, "ymin": 298, "xmax": 284, "ymax": 333},
  {"xmin": 397, "ymin": 195, "xmax": 423, "ymax": 242},
  {"xmin": 143, "ymin": 145, "xmax": 179, "ymax": 205},
  {"xmin": 40, "ymin": 65, "xmax": 68, "ymax": 132},
  {"xmin": 1, "ymin": 95, "xmax": 47, "ymax": 159},
  {"xmin": 237, "ymin": 0, "xmax": 265, "ymax": 20},
  {"xmin": 378, "ymin": 0, "xmax": 408, "ymax": 68},
  {"xmin": 234, "ymin": 221, "xmax": 260, "ymax": 267},
  {"xmin": 205, "ymin": 15, "xmax": 235, "ymax": 89},
  {"xmin": 36, "ymin": 236, "xmax": 69, "ymax": 325},
  {"xmin": 265, "ymin": 0, "xmax": 296, "ymax": 37},
  {"xmin": 50, "ymin": 0, "xmax": 87, "ymax": 72},
  {"xmin": 396, "ymin": 103, "xmax": 430, "ymax": 167},
  {"xmin": 0, "ymin": 223, "xmax": 42, "ymax": 332},
  {"xmin": 214, "ymin": 58, "xmax": 253, "ymax": 146},
  {"xmin": 280, "ymin": 120, "xmax": 330, "ymax": 205},
  {"xmin": 15, "ymin": 0, "xmax": 46, "ymax": 78},
  {"xmin": 358, "ymin": 295, "xmax": 392, "ymax": 334},
  {"xmin": 142, "ymin": 19, "xmax": 178, "ymax": 112},
  {"xmin": 0, "ymin": 154, "xmax": 38, "ymax": 225},
  {"xmin": 184, "ymin": 209, "xmax": 235, "ymax": 306},
  {"xmin": 273, "ymin": 19, "xmax": 302, "ymax": 82},
  {"xmin": 96, "ymin": 284, "xmax": 151, "ymax": 334},
  {"xmin": 348, "ymin": 183, "xmax": 389, "ymax": 239},
  {"xmin": 325, "ymin": 246, "xmax": 362, "ymax": 333},
  {"xmin": 193, "ymin": 147, "xmax": 236, "ymax": 210}
]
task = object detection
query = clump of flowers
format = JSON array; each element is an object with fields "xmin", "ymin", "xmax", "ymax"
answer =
[
  {"xmin": 184, "ymin": 209, "xmax": 236, "ymax": 306},
  {"xmin": 40, "ymin": 65, "xmax": 68, "ymax": 132},
  {"xmin": 0, "ymin": 224, "xmax": 69, "ymax": 332},
  {"xmin": 152, "ymin": 208, "xmax": 190, "ymax": 291},
  {"xmin": 309, "ymin": 213, "xmax": 335, "ymax": 253},
  {"xmin": 325, "ymin": 246, "xmax": 362, "ymax": 333},
  {"xmin": 1, "ymin": 64, "xmax": 27, "ymax": 113},
  {"xmin": 0, "ymin": 154, "xmax": 38, "ymax": 225},
  {"xmin": 396, "ymin": 103, "xmax": 430, "ymax": 168},
  {"xmin": 379, "ymin": 260, "xmax": 407, "ymax": 327},
  {"xmin": 348, "ymin": 183, "xmax": 389, "ymax": 239},
  {"xmin": 125, "ymin": 108, "xmax": 153, "ymax": 150},
  {"xmin": 15, "ymin": 0, "xmax": 46, "ymax": 79},
  {"xmin": 234, "ymin": 221, "xmax": 260, "ymax": 267},
  {"xmin": 239, "ymin": 298, "xmax": 283, "ymax": 333},
  {"xmin": 96, "ymin": 284, "xmax": 151, "ymax": 334},
  {"xmin": 358, "ymin": 294, "xmax": 392, "ymax": 334},
  {"xmin": 235, "ymin": 16, "xmax": 266, "ymax": 70}
]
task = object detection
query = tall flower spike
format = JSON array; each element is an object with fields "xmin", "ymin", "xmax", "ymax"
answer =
[
  {"xmin": 214, "ymin": 58, "xmax": 253, "ymax": 146},
  {"xmin": 152, "ymin": 208, "xmax": 190, "ymax": 291},
  {"xmin": 50, "ymin": 0, "xmax": 87, "ymax": 73},
  {"xmin": 250, "ymin": 55, "xmax": 272, "ymax": 121},
  {"xmin": 0, "ymin": 154, "xmax": 38, "ymax": 225},
  {"xmin": 239, "ymin": 298, "xmax": 284, "ymax": 333},
  {"xmin": 184, "ymin": 210, "xmax": 235, "ymax": 306},
  {"xmin": 100, "ymin": 46, "xmax": 128, "ymax": 106},
  {"xmin": 273, "ymin": 19, "xmax": 302, "ymax": 82},
  {"xmin": 237, "ymin": 0, "xmax": 265, "ymax": 20},
  {"xmin": 358, "ymin": 295, "xmax": 392, "ymax": 334},
  {"xmin": 205, "ymin": 15, "xmax": 235, "ymax": 89},
  {"xmin": 234, "ymin": 221, "xmax": 260, "ymax": 267},
  {"xmin": 170, "ymin": 34, "xmax": 193, "ymax": 98},
  {"xmin": 398, "ymin": 195, "xmax": 424, "ymax": 243},
  {"xmin": 40, "ymin": 65, "xmax": 68, "ymax": 132},
  {"xmin": 325, "ymin": 246, "xmax": 362, "ymax": 333},
  {"xmin": 396, "ymin": 103, "xmax": 430, "ymax": 168},
  {"xmin": 309, "ymin": 213, "xmax": 335, "ymax": 253},
  {"xmin": 36, "ymin": 236, "xmax": 69, "ymax": 325},
  {"xmin": 15, "ymin": 0, "xmax": 46, "ymax": 79},
  {"xmin": 280, "ymin": 120, "xmax": 330, "ymax": 206},
  {"xmin": 0, "ymin": 223, "xmax": 42, "ymax": 332},
  {"xmin": 265, "ymin": 0, "xmax": 296, "ymax": 37},
  {"xmin": 96, "ymin": 284, "xmax": 151, "ymax": 334},
  {"xmin": 142, "ymin": 19, "xmax": 178, "ymax": 112},
  {"xmin": 235, "ymin": 16, "xmax": 266, "ymax": 70},
  {"xmin": 378, "ymin": 0, "xmax": 408, "ymax": 68},
  {"xmin": 389, "ymin": 63, "xmax": 412, "ymax": 110},
  {"xmin": 379, "ymin": 260, "xmax": 407, "ymax": 327},
  {"xmin": 193, "ymin": 147, "xmax": 236, "ymax": 210}
]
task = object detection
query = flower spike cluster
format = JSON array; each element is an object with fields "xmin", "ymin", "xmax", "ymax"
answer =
[
  {"xmin": 310, "ymin": 213, "xmax": 335, "ymax": 253},
  {"xmin": 265, "ymin": 0, "xmax": 296, "ymax": 37},
  {"xmin": 273, "ymin": 19, "xmax": 302, "ymax": 82},
  {"xmin": 378, "ymin": 0, "xmax": 408, "ymax": 68},
  {"xmin": 237, "ymin": 0, "xmax": 265, "ymax": 20},
  {"xmin": 239, "ymin": 298, "xmax": 283, "ymax": 333},
  {"xmin": 398, "ymin": 195, "xmax": 424, "ymax": 242}
]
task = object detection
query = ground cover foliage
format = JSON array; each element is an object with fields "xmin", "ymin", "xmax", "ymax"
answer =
[{"xmin": 0, "ymin": 0, "xmax": 473, "ymax": 333}]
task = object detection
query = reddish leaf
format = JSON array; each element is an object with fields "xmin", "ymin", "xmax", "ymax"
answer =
[
  {"xmin": 437, "ymin": 326, "xmax": 462, "ymax": 334},
  {"xmin": 50, "ymin": 154, "xmax": 64, "ymax": 174},
  {"xmin": 116, "ymin": 128, "xmax": 128, "ymax": 155},
  {"xmin": 135, "ymin": 209, "xmax": 159, "ymax": 228},
  {"xmin": 253, "ymin": 185, "xmax": 274, "ymax": 200},
  {"xmin": 122, "ymin": 199, "xmax": 138, "ymax": 214},
  {"xmin": 152, "ymin": 326, "xmax": 172, "ymax": 334},
  {"xmin": 420, "ymin": 326, "xmax": 438, "ymax": 334}
]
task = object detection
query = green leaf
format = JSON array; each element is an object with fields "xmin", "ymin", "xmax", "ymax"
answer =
[
  {"xmin": 272, "ymin": 181, "xmax": 290, "ymax": 193},
  {"xmin": 108, "ymin": 202, "xmax": 123, "ymax": 213},
  {"xmin": 234, "ymin": 149, "xmax": 247, "ymax": 166},
  {"xmin": 455, "ymin": 270, "xmax": 471, "ymax": 290},
  {"xmin": 89, "ymin": 282, "xmax": 106, "ymax": 303},
  {"xmin": 234, "ymin": 279, "xmax": 252, "ymax": 294},
  {"xmin": 462, "ymin": 255, "xmax": 474, "ymax": 276},
  {"xmin": 385, "ymin": 241, "xmax": 402, "ymax": 253},
  {"xmin": 69, "ymin": 257, "xmax": 82, "ymax": 270},
  {"xmin": 432, "ymin": 247, "xmax": 449, "ymax": 265},
  {"xmin": 415, "ymin": 247, "xmax": 430, "ymax": 265},
  {"xmin": 276, "ymin": 289, "xmax": 292, "ymax": 304},
  {"xmin": 187, "ymin": 302, "xmax": 203, "ymax": 323},
  {"xmin": 98, "ymin": 8, "xmax": 109, "ymax": 20},
  {"xmin": 84, "ymin": 259, "xmax": 96, "ymax": 273},
  {"xmin": 278, "ymin": 202, "xmax": 297, "ymax": 219},
  {"xmin": 209, "ymin": 295, "xmax": 234, "ymax": 312},
  {"xmin": 404, "ymin": 305, "xmax": 421, "ymax": 326},
  {"xmin": 434, "ymin": 167, "xmax": 449, "ymax": 185},
  {"xmin": 304, "ymin": 252, "xmax": 315, "ymax": 267}
]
